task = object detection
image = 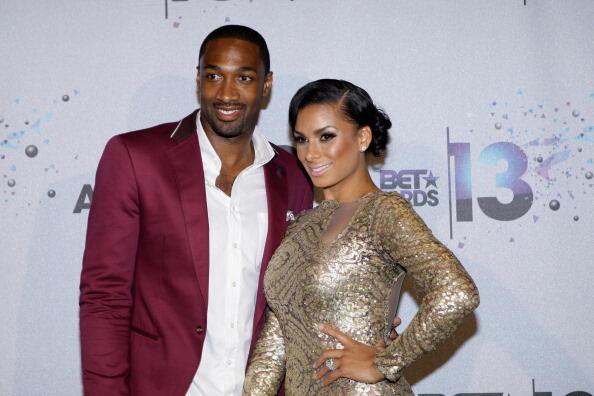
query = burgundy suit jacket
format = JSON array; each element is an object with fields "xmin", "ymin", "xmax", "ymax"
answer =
[{"xmin": 79, "ymin": 110, "xmax": 313, "ymax": 396}]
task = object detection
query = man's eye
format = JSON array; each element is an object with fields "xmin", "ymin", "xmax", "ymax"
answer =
[
  {"xmin": 320, "ymin": 133, "xmax": 336, "ymax": 141},
  {"xmin": 206, "ymin": 74, "xmax": 221, "ymax": 81},
  {"xmin": 239, "ymin": 75, "xmax": 253, "ymax": 82}
]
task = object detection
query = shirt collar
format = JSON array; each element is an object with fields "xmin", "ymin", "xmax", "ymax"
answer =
[{"xmin": 196, "ymin": 110, "xmax": 275, "ymax": 183}]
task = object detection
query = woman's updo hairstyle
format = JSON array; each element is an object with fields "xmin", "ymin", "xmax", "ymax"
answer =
[{"xmin": 289, "ymin": 79, "xmax": 391, "ymax": 157}]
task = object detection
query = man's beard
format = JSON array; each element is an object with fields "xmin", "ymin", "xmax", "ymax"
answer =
[
  {"xmin": 202, "ymin": 103, "xmax": 252, "ymax": 139},
  {"xmin": 210, "ymin": 120, "xmax": 245, "ymax": 138}
]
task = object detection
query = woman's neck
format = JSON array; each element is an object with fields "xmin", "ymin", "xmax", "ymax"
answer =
[{"xmin": 323, "ymin": 172, "xmax": 380, "ymax": 203}]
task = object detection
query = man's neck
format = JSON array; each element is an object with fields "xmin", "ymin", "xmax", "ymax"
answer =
[
  {"xmin": 203, "ymin": 127, "xmax": 256, "ymax": 197},
  {"xmin": 207, "ymin": 131, "xmax": 254, "ymax": 170}
]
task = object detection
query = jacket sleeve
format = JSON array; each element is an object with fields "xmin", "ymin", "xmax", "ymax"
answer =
[
  {"xmin": 79, "ymin": 136, "xmax": 140, "ymax": 396},
  {"xmin": 372, "ymin": 194, "xmax": 480, "ymax": 381}
]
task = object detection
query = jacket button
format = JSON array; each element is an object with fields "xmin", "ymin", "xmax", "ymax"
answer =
[{"xmin": 195, "ymin": 326, "xmax": 204, "ymax": 334}]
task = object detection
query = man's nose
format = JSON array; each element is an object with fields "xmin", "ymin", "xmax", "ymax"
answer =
[{"xmin": 217, "ymin": 78, "xmax": 239, "ymax": 103}]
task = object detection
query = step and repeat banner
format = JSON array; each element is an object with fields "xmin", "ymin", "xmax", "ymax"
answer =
[{"xmin": 1, "ymin": 0, "xmax": 593, "ymax": 395}]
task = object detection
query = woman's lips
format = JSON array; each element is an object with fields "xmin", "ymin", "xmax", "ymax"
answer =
[{"xmin": 309, "ymin": 164, "xmax": 331, "ymax": 176}]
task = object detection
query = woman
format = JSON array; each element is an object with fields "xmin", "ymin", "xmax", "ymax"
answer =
[{"xmin": 243, "ymin": 79, "xmax": 479, "ymax": 395}]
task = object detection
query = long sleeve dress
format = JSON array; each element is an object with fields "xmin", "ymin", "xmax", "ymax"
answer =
[{"xmin": 243, "ymin": 191, "xmax": 479, "ymax": 395}]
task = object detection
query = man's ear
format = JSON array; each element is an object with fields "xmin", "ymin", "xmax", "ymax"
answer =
[
  {"xmin": 263, "ymin": 71, "xmax": 273, "ymax": 97},
  {"xmin": 195, "ymin": 66, "xmax": 201, "ymax": 87}
]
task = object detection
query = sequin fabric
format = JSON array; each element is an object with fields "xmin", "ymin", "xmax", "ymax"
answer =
[{"xmin": 243, "ymin": 192, "xmax": 479, "ymax": 395}]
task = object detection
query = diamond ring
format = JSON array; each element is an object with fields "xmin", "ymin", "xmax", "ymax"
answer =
[{"xmin": 325, "ymin": 358, "xmax": 337, "ymax": 371}]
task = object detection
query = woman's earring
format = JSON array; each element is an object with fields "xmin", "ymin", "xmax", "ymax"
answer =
[{"xmin": 360, "ymin": 146, "xmax": 367, "ymax": 152}]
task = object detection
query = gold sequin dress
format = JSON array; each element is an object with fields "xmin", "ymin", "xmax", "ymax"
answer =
[{"xmin": 244, "ymin": 192, "xmax": 479, "ymax": 395}]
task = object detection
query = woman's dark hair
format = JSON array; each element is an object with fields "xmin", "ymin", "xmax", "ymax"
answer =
[{"xmin": 288, "ymin": 79, "xmax": 391, "ymax": 157}]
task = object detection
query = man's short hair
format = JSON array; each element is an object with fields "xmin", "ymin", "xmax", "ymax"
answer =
[{"xmin": 198, "ymin": 25, "xmax": 270, "ymax": 73}]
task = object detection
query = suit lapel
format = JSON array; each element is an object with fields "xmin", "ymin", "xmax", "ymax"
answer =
[
  {"xmin": 166, "ymin": 110, "xmax": 210, "ymax": 311},
  {"xmin": 167, "ymin": 113, "xmax": 289, "ymax": 334},
  {"xmin": 252, "ymin": 154, "xmax": 289, "ymax": 335}
]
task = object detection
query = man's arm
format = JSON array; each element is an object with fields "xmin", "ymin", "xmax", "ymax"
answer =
[{"xmin": 79, "ymin": 136, "xmax": 140, "ymax": 396}]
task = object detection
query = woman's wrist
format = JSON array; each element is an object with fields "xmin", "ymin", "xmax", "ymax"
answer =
[{"xmin": 373, "ymin": 353, "xmax": 403, "ymax": 382}]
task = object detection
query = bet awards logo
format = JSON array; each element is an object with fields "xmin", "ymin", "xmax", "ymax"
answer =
[{"xmin": 379, "ymin": 169, "xmax": 439, "ymax": 207}]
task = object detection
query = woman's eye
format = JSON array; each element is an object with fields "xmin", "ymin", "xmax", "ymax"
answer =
[
  {"xmin": 293, "ymin": 136, "xmax": 306, "ymax": 144},
  {"xmin": 320, "ymin": 133, "xmax": 336, "ymax": 141}
]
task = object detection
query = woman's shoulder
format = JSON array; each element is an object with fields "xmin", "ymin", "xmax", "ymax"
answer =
[
  {"xmin": 365, "ymin": 191, "xmax": 422, "ymax": 229},
  {"xmin": 368, "ymin": 191, "xmax": 412, "ymax": 211}
]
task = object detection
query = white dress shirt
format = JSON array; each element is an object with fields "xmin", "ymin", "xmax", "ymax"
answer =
[{"xmin": 186, "ymin": 112, "xmax": 275, "ymax": 396}]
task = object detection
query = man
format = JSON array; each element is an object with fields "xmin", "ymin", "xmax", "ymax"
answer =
[{"xmin": 79, "ymin": 25, "xmax": 313, "ymax": 395}]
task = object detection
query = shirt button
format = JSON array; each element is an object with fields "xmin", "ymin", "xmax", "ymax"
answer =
[
  {"xmin": 195, "ymin": 326, "xmax": 204, "ymax": 334},
  {"xmin": 226, "ymin": 359, "xmax": 232, "ymax": 366},
  {"xmin": 230, "ymin": 323, "xmax": 235, "ymax": 329},
  {"xmin": 232, "ymin": 242, "xmax": 238, "ymax": 249},
  {"xmin": 231, "ymin": 281, "xmax": 237, "ymax": 287}
]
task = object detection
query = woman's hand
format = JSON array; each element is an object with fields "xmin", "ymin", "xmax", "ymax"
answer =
[{"xmin": 313, "ymin": 324, "xmax": 385, "ymax": 386}]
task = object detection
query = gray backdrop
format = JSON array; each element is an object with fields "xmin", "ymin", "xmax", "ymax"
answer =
[{"xmin": 1, "ymin": 1, "xmax": 593, "ymax": 395}]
